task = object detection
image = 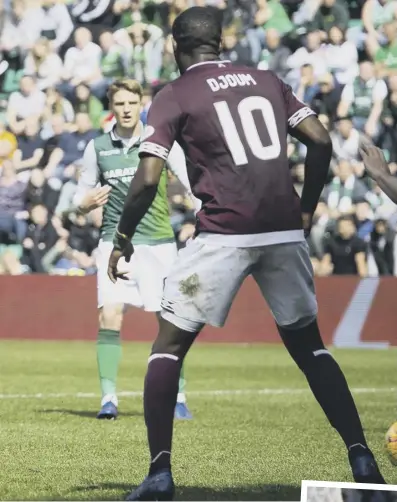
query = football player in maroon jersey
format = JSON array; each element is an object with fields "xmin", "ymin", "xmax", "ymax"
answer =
[{"xmin": 108, "ymin": 6, "xmax": 386, "ymax": 500}]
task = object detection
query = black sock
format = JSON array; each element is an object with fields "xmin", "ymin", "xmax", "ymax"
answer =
[
  {"xmin": 144, "ymin": 355, "xmax": 181, "ymax": 475},
  {"xmin": 278, "ymin": 320, "xmax": 368, "ymax": 450}
]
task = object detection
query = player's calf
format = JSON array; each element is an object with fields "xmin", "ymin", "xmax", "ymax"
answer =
[
  {"xmin": 146, "ymin": 318, "xmax": 197, "ymax": 468},
  {"xmin": 97, "ymin": 304, "xmax": 124, "ymax": 419}
]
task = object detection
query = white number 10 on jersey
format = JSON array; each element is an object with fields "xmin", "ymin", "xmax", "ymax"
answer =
[{"xmin": 214, "ymin": 96, "xmax": 281, "ymax": 167}]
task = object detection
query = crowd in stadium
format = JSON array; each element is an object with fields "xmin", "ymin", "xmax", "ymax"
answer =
[{"xmin": 0, "ymin": 0, "xmax": 396, "ymax": 276}]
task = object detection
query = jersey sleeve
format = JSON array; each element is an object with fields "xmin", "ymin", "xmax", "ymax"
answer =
[
  {"xmin": 280, "ymin": 79, "xmax": 316, "ymax": 129},
  {"xmin": 139, "ymin": 85, "xmax": 181, "ymax": 161},
  {"xmin": 167, "ymin": 142, "xmax": 202, "ymax": 214}
]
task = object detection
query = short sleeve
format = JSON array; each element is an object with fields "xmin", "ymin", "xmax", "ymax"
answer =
[
  {"xmin": 340, "ymin": 83, "xmax": 354, "ymax": 104},
  {"xmin": 280, "ymin": 79, "xmax": 316, "ymax": 129},
  {"xmin": 353, "ymin": 237, "xmax": 367, "ymax": 254},
  {"xmin": 139, "ymin": 85, "xmax": 181, "ymax": 161},
  {"xmin": 373, "ymin": 79, "xmax": 388, "ymax": 101}
]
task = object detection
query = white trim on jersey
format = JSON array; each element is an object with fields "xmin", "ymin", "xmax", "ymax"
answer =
[
  {"xmin": 186, "ymin": 60, "xmax": 232, "ymax": 72},
  {"xmin": 139, "ymin": 141, "xmax": 169, "ymax": 160},
  {"xmin": 288, "ymin": 107, "xmax": 315, "ymax": 128}
]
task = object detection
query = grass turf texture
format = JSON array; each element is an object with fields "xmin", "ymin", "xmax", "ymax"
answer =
[{"xmin": 0, "ymin": 341, "xmax": 396, "ymax": 501}]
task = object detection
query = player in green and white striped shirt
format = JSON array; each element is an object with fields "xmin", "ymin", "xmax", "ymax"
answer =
[{"xmin": 73, "ymin": 79, "xmax": 199, "ymax": 420}]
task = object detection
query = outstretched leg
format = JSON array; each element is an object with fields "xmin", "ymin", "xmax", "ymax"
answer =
[
  {"xmin": 277, "ymin": 317, "xmax": 385, "ymax": 484},
  {"xmin": 253, "ymin": 241, "xmax": 386, "ymax": 484}
]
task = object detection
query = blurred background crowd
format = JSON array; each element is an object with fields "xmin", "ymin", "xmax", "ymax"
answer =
[{"xmin": 0, "ymin": 0, "xmax": 396, "ymax": 276}]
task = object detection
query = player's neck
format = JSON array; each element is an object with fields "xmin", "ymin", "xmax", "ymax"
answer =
[
  {"xmin": 115, "ymin": 122, "xmax": 141, "ymax": 140},
  {"xmin": 181, "ymin": 52, "xmax": 220, "ymax": 73}
]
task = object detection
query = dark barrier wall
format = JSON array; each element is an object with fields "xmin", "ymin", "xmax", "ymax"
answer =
[{"xmin": 0, "ymin": 276, "xmax": 396, "ymax": 346}]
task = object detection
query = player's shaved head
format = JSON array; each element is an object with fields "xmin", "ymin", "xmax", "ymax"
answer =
[{"xmin": 172, "ymin": 6, "xmax": 222, "ymax": 73}]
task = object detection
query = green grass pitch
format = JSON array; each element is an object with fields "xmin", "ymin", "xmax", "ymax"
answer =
[{"xmin": 1, "ymin": 341, "xmax": 397, "ymax": 500}]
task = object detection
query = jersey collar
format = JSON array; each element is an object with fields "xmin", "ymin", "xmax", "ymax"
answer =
[
  {"xmin": 109, "ymin": 121, "xmax": 144, "ymax": 147},
  {"xmin": 186, "ymin": 60, "xmax": 232, "ymax": 72}
]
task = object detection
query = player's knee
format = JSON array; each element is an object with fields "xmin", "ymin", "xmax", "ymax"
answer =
[
  {"xmin": 99, "ymin": 304, "xmax": 124, "ymax": 331},
  {"xmin": 151, "ymin": 317, "xmax": 198, "ymax": 360},
  {"xmin": 277, "ymin": 316, "xmax": 334, "ymax": 372},
  {"xmin": 280, "ymin": 314, "xmax": 317, "ymax": 330}
]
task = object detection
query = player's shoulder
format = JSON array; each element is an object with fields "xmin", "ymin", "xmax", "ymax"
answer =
[
  {"xmin": 152, "ymin": 81, "xmax": 180, "ymax": 104},
  {"xmin": 89, "ymin": 131, "xmax": 115, "ymax": 158}
]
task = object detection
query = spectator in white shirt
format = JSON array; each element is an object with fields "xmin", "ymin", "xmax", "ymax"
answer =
[
  {"xmin": 331, "ymin": 116, "xmax": 370, "ymax": 165},
  {"xmin": 59, "ymin": 27, "xmax": 102, "ymax": 100},
  {"xmin": 6, "ymin": 75, "xmax": 46, "ymax": 135},
  {"xmin": 38, "ymin": 0, "xmax": 74, "ymax": 54},
  {"xmin": 286, "ymin": 30, "xmax": 328, "ymax": 87},
  {"xmin": 24, "ymin": 38, "xmax": 63, "ymax": 91},
  {"xmin": 0, "ymin": 0, "xmax": 44, "ymax": 53},
  {"xmin": 324, "ymin": 26, "xmax": 359, "ymax": 85}
]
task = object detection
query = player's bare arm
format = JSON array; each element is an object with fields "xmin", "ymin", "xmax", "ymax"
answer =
[
  {"xmin": 360, "ymin": 144, "xmax": 397, "ymax": 204},
  {"xmin": 107, "ymin": 155, "xmax": 164, "ymax": 283},
  {"xmin": 289, "ymin": 115, "xmax": 333, "ymax": 236},
  {"xmin": 77, "ymin": 186, "xmax": 112, "ymax": 214}
]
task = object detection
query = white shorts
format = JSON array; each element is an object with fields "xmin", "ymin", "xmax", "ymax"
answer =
[
  {"xmin": 96, "ymin": 240, "xmax": 178, "ymax": 311},
  {"xmin": 161, "ymin": 238, "xmax": 318, "ymax": 331}
]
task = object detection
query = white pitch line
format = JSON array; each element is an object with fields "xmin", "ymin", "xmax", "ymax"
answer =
[{"xmin": 0, "ymin": 387, "xmax": 395, "ymax": 400}]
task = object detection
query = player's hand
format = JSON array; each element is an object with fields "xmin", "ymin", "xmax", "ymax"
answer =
[
  {"xmin": 107, "ymin": 243, "xmax": 134, "ymax": 283},
  {"xmin": 359, "ymin": 144, "xmax": 390, "ymax": 181},
  {"xmin": 80, "ymin": 186, "xmax": 112, "ymax": 213},
  {"xmin": 301, "ymin": 212, "xmax": 313, "ymax": 238}
]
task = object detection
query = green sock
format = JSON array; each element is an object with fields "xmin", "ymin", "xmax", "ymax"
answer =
[
  {"xmin": 178, "ymin": 364, "xmax": 186, "ymax": 402},
  {"xmin": 97, "ymin": 329, "xmax": 121, "ymax": 398}
]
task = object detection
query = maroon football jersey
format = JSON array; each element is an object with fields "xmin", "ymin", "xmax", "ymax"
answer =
[{"xmin": 139, "ymin": 60, "xmax": 315, "ymax": 235}]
